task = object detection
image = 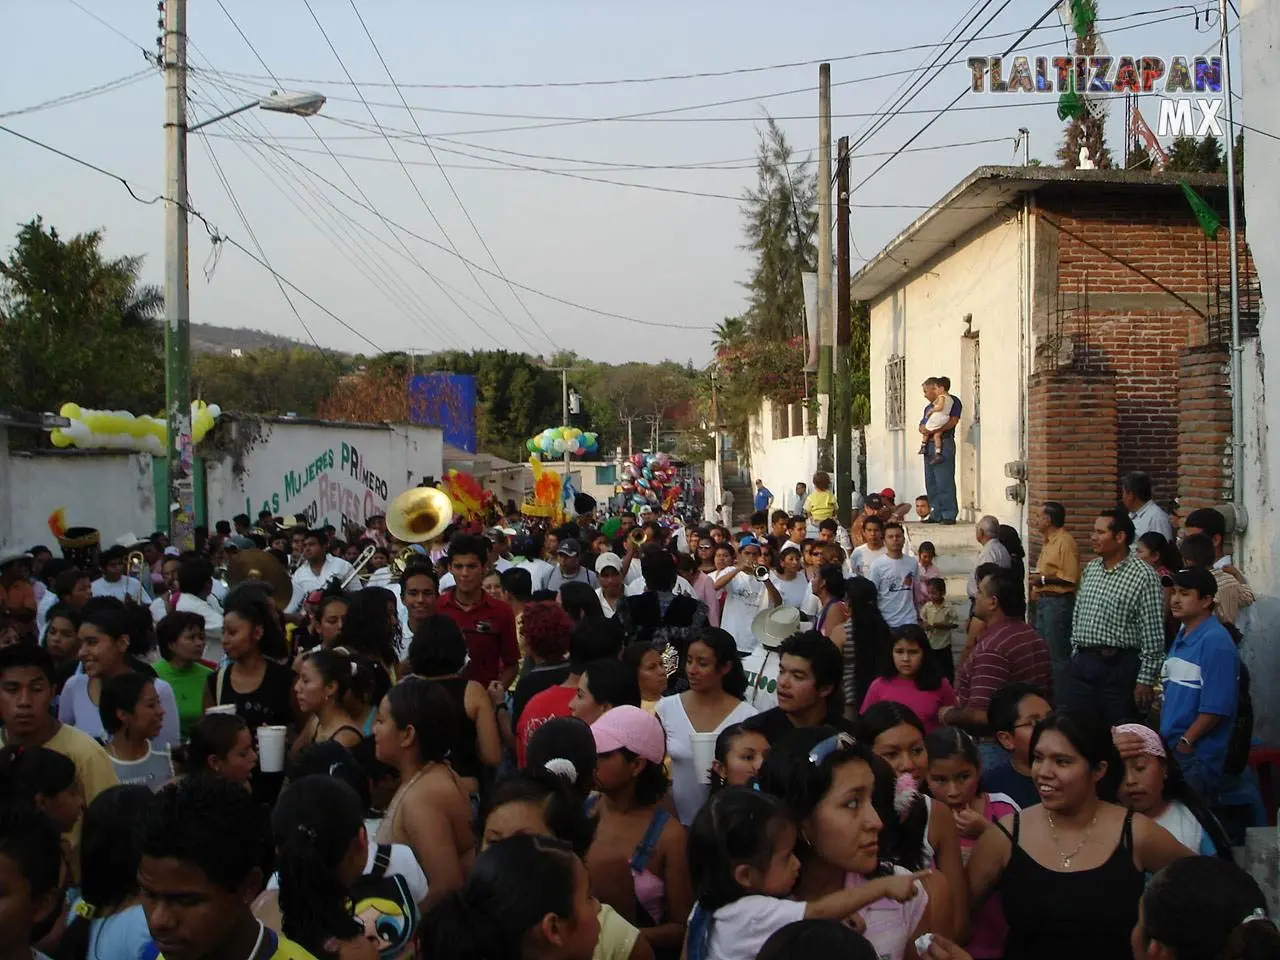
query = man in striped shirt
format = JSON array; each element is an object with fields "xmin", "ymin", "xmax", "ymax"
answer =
[
  {"xmin": 1063, "ymin": 508, "xmax": 1165, "ymax": 725},
  {"xmin": 940, "ymin": 568, "xmax": 1053, "ymax": 771}
]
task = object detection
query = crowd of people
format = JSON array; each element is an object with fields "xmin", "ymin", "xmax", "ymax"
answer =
[{"xmin": 0, "ymin": 474, "xmax": 1274, "ymax": 960}]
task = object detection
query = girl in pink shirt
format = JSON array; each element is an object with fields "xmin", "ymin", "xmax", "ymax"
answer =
[
  {"xmin": 924, "ymin": 727, "xmax": 1016, "ymax": 959},
  {"xmin": 859, "ymin": 626, "xmax": 956, "ymax": 732},
  {"xmin": 912, "ymin": 541, "xmax": 941, "ymax": 610}
]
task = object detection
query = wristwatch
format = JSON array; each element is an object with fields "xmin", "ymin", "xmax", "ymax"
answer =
[{"xmin": 1178, "ymin": 736, "xmax": 1194, "ymax": 749}]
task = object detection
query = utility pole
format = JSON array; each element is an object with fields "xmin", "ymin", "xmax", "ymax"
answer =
[
  {"xmin": 163, "ymin": 0, "xmax": 194, "ymax": 551},
  {"xmin": 816, "ymin": 64, "xmax": 833, "ymax": 473},
  {"xmin": 833, "ymin": 136, "xmax": 853, "ymax": 526},
  {"xmin": 561, "ymin": 368, "xmax": 571, "ymax": 471}
]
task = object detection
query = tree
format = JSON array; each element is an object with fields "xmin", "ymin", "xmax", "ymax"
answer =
[
  {"xmin": 0, "ymin": 219, "xmax": 164, "ymax": 426},
  {"xmin": 712, "ymin": 316, "xmax": 747, "ymax": 352},
  {"xmin": 739, "ymin": 117, "xmax": 818, "ymax": 342},
  {"xmin": 1165, "ymin": 135, "xmax": 1224, "ymax": 173},
  {"xmin": 1056, "ymin": 0, "xmax": 1113, "ymax": 170},
  {"xmin": 1125, "ymin": 142, "xmax": 1154, "ymax": 171},
  {"xmin": 193, "ymin": 347, "xmax": 344, "ymax": 416}
]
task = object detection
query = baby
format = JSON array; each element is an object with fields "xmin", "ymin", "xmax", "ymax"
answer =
[{"xmin": 919, "ymin": 378, "xmax": 954, "ymax": 464}]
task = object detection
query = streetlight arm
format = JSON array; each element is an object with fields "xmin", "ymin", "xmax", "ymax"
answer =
[{"xmin": 187, "ymin": 101, "xmax": 258, "ymax": 133}]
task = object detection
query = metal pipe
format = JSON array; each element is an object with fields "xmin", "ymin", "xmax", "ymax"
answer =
[{"xmin": 1219, "ymin": 0, "xmax": 1248, "ymax": 531}]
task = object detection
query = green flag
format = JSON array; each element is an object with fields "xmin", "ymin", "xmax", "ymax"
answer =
[
  {"xmin": 1057, "ymin": 89, "xmax": 1085, "ymax": 121},
  {"xmin": 1069, "ymin": 0, "xmax": 1096, "ymax": 37},
  {"xmin": 1178, "ymin": 179, "xmax": 1221, "ymax": 238}
]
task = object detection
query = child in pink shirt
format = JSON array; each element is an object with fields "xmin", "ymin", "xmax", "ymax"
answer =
[
  {"xmin": 925, "ymin": 727, "xmax": 1016, "ymax": 959},
  {"xmin": 913, "ymin": 541, "xmax": 942, "ymax": 609},
  {"xmin": 859, "ymin": 626, "xmax": 956, "ymax": 732}
]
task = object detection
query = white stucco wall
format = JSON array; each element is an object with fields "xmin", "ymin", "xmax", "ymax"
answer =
[
  {"xmin": 204, "ymin": 419, "xmax": 443, "ymax": 531},
  {"xmin": 7, "ymin": 451, "xmax": 155, "ymax": 550},
  {"xmin": 866, "ymin": 216, "xmax": 1023, "ymax": 528},
  {"xmin": 748, "ymin": 399, "xmax": 819, "ymax": 506},
  {"xmin": 1238, "ymin": 0, "xmax": 1280, "ymax": 743}
]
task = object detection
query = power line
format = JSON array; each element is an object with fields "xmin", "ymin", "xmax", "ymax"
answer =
[
  {"xmin": 0, "ymin": 121, "xmax": 386, "ymax": 353},
  {"xmin": 334, "ymin": 0, "xmax": 555, "ymax": 351},
  {"xmin": 63, "ymin": 0, "xmax": 155, "ymax": 58},
  {"xmin": 0, "ymin": 69, "xmax": 154, "ymax": 121},
  {"xmin": 186, "ymin": 76, "xmax": 455, "ymax": 348},
  {"xmin": 210, "ymin": 0, "xmax": 504, "ymax": 350},
  {"xmin": 194, "ymin": 5, "xmax": 1200, "ymax": 91}
]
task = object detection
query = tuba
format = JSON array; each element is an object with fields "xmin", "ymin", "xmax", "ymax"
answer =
[
  {"xmin": 125, "ymin": 551, "xmax": 149, "ymax": 605},
  {"xmin": 386, "ymin": 486, "xmax": 454, "ymax": 545}
]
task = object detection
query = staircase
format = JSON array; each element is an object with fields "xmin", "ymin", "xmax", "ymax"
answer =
[
  {"xmin": 720, "ymin": 453, "xmax": 755, "ymax": 525},
  {"xmin": 908, "ymin": 521, "xmax": 981, "ymax": 661}
]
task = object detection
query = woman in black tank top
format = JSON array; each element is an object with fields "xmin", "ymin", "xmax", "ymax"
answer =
[
  {"xmin": 404, "ymin": 615, "xmax": 501, "ymax": 786},
  {"xmin": 966, "ymin": 711, "xmax": 1192, "ymax": 960}
]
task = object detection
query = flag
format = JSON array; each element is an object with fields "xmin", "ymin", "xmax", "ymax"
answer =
[
  {"xmin": 1057, "ymin": 89, "xmax": 1085, "ymax": 121},
  {"xmin": 1178, "ymin": 179, "xmax": 1222, "ymax": 238}
]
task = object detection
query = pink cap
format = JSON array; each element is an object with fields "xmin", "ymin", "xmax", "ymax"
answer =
[
  {"xmin": 590, "ymin": 705, "xmax": 666, "ymax": 764},
  {"xmin": 1114, "ymin": 723, "xmax": 1166, "ymax": 758}
]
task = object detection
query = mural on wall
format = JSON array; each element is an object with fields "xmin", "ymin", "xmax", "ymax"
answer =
[
  {"xmin": 409, "ymin": 373, "xmax": 477, "ymax": 454},
  {"xmin": 245, "ymin": 440, "xmax": 391, "ymax": 532}
]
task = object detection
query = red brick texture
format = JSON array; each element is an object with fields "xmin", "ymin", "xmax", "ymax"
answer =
[
  {"xmin": 1035, "ymin": 187, "xmax": 1242, "ymax": 520},
  {"xmin": 1028, "ymin": 369, "xmax": 1118, "ymax": 562},
  {"xmin": 1176, "ymin": 344, "xmax": 1232, "ymax": 514}
]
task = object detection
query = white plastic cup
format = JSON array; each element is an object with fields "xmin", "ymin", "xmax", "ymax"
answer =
[
  {"xmin": 257, "ymin": 725, "xmax": 288, "ymax": 773},
  {"xmin": 204, "ymin": 704, "xmax": 237, "ymax": 716},
  {"xmin": 690, "ymin": 732, "xmax": 718, "ymax": 785}
]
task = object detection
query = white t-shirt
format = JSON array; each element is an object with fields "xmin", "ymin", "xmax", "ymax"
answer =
[
  {"xmin": 768, "ymin": 572, "xmax": 812, "ymax": 612},
  {"xmin": 655, "ymin": 694, "xmax": 757, "ymax": 825},
  {"xmin": 870, "ymin": 554, "xmax": 919, "ymax": 628},
  {"xmin": 1155, "ymin": 800, "xmax": 1208, "ymax": 855},
  {"xmin": 516, "ymin": 558, "xmax": 554, "ymax": 592},
  {"xmin": 266, "ymin": 841, "xmax": 429, "ymax": 904},
  {"xmin": 287, "ymin": 555, "xmax": 360, "ymax": 613},
  {"xmin": 59, "ymin": 673, "xmax": 182, "ymax": 751},
  {"xmin": 851, "ymin": 545, "xmax": 886, "ymax": 580},
  {"xmin": 700, "ymin": 894, "xmax": 807, "ymax": 960},
  {"xmin": 91, "ymin": 576, "xmax": 148, "ymax": 602},
  {"xmin": 719, "ymin": 572, "xmax": 767, "ymax": 654},
  {"xmin": 741, "ymin": 644, "xmax": 783, "ymax": 711}
]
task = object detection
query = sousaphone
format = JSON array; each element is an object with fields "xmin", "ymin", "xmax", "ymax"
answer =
[{"xmin": 386, "ymin": 485, "xmax": 454, "ymax": 544}]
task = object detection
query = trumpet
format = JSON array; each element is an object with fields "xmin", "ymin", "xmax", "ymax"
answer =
[
  {"xmin": 339, "ymin": 545, "xmax": 377, "ymax": 589},
  {"xmin": 753, "ymin": 565, "xmax": 771, "ymax": 582},
  {"xmin": 628, "ymin": 529, "xmax": 646, "ymax": 547},
  {"xmin": 125, "ymin": 550, "xmax": 148, "ymax": 605}
]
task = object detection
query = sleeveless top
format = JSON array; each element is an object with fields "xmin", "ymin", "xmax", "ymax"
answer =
[
  {"xmin": 997, "ymin": 809, "xmax": 1144, "ymax": 960},
  {"xmin": 434, "ymin": 676, "xmax": 481, "ymax": 780},
  {"xmin": 629, "ymin": 808, "xmax": 670, "ymax": 927}
]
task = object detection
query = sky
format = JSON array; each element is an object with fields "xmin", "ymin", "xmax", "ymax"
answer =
[{"xmin": 0, "ymin": 1, "xmax": 1236, "ymax": 365}]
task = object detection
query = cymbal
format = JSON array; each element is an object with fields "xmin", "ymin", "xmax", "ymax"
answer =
[{"xmin": 226, "ymin": 549, "xmax": 292, "ymax": 608}]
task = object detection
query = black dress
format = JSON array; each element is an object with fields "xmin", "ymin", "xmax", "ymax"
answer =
[
  {"xmin": 206, "ymin": 659, "xmax": 294, "ymax": 804},
  {"xmin": 997, "ymin": 809, "xmax": 1145, "ymax": 960},
  {"xmin": 433, "ymin": 675, "xmax": 482, "ymax": 782}
]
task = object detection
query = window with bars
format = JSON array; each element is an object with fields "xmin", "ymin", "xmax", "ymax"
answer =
[{"xmin": 885, "ymin": 355, "xmax": 906, "ymax": 431}]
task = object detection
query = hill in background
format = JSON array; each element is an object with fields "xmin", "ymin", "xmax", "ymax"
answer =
[{"xmin": 190, "ymin": 323, "xmax": 324, "ymax": 356}]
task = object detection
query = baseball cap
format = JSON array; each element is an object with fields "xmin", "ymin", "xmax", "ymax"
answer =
[
  {"xmin": 595, "ymin": 552, "xmax": 623, "ymax": 573},
  {"xmin": 864, "ymin": 493, "xmax": 884, "ymax": 509},
  {"xmin": 557, "ymin": 538, "xmax": 582, "ymax": 557},
  {"xmin": 1161, "ymin": 566, "xmax": 1218, "ymax": 596},
  {"xmin": 879, "ymin": 488, "xmax": 897, "ymax": 501},
  {"xmin": 590, "ymin": 705, "xmax": 666, "ymax": 764}
]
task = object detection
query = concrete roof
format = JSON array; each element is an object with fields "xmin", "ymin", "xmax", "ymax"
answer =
[{"xmin": 850, "ymin": 165, "xmax": 1232, "ymax": 302}]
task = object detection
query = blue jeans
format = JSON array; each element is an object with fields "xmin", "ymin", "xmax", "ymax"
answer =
[
  {"xmin": 1034, "ymin": 593, "xmax": 1075, "ymax": 703},
  {"xmin": 924, "ymin": 435, "xmax": 958, "ymax": 521},
  {"xmin": 1062, "ymin": 648, "xmax": 1141, "ymax": 726}
]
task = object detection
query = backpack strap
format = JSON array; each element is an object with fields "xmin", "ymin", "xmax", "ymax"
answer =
[
  {"xmin": 214, "ymin": 663, "xmax": 228, "ymax": 707},
  {"xmin": 629, "ymin": 807, "xmax": 671, "ymax": 873},
  {"xmin": 371, "ymin": 843, "xmax": 392, "ymax": 878}
]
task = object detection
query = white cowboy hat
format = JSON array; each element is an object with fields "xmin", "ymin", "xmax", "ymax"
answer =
[
  {"xmin": 0, "ymin": 551, "xmax": 33, "ymax": 568},
  {"xmin": 751, "ymin": 606, "xmax": 802, "ymax": 650},
  {"xmin": 113, "ymin": 532, "xmax": 148, "ymax": 549}
]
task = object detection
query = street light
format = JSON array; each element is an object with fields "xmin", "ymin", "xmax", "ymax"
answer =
[
  {"xmin": 187, "ymin": 91, "xmax": 327, "ymax": 133},
  {"xmin": 162, "ymin": 0, "xmax": 324, "ymax": 549}
]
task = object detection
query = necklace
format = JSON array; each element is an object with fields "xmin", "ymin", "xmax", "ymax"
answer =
[
  {"xmin": 382, "ymin": 764, "xmax": 431, "ymax": 834},
  {"xmin": 1045, "ymin": 809, "xmax": 1098, "ymax": 868}
]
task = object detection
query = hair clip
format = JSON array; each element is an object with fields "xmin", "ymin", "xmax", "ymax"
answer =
[
  {"xmin": 543, "ymin": 757, "xmax": 578, "ymax": 783},
  {"xmin": 1241, "ymin": 908, "xmax": 1270, "ymax": 925},
  {"xmin": 893, "ymin": 773, "xmax": 920, "ymax": 817}
]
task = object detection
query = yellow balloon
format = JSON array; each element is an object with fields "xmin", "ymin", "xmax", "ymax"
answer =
[
  {"xmin": 60, "ymin": 402, "xmax": 82, "ymax": 420},
  {"xmin": 50, "ymin": 429, "xmax": 72, "ymax": 448}
]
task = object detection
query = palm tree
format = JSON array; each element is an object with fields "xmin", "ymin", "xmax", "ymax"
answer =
[{"xmin": 713, "ymin": 316, "xmax": 747, "ymax": 352}]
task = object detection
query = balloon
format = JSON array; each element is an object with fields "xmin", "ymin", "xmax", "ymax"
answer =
[
  {"xmin": 656, "ymin": 452, "xmax": 671, "ymax": 467},
  {"xmin": 526, "ymin": 438, "xmax": 538, "ymax": 452},
  {"xmin": 622, "ymin": 463, "xmax": 638, "ymax": 479},
  {"xmin": 553, "ymin": 439, "xmax": 567, "ymax": 453},
  {"xmin": 637, "ymin": 478, "xmax": 650, "ymax": 490},
  {"xmin": 567, "ymin": 439, "xmax": 580, "ymax": 454},
  {"xmin": 620, "ymin": 481, "xmax": 635, "ymax": 493},
  {"xmin": 52, "ymin": 401, "xmax": 220, "ymax": 454},
  {"xmin": 642, "ymin": 467, "xmax": 653, "ymax": 480},
  {"xmin": 631, "ymin": 454, "xmax": 644, "ymax": 468}
]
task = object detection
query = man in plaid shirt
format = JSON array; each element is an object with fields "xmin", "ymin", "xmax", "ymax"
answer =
[{"xmin": 1063, "ymin": 507, "xmax": 1165, "ymax": 725}]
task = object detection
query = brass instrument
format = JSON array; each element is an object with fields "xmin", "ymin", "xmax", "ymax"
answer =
[
  {"xmin": 288, "ymin": 552, "xmax": 305, "ymax": 574},
  {"xmin": 753, "ymin": 565, "xmax": 771, "ymax": 582},
  {"xmin": 125, "ymin": 550, "xmax": 148, "ymax": 605},
  {"xmin": 226, "ymin": 549, "xmax": 293, "ymax": 608},
  {"xmin": 385, "ymin": 486, "xmax": 454, "ymax": 544},
  {"xmin": 388, "ymin": 546, "xmax": 420, "ymax": 581},
  {"xmin": 340, "ymin": 545, "xmax": 377, "ymax": 589},
  {"xmin": 628, "ymin": 529, "xmax": 646, "ymax": 547}
]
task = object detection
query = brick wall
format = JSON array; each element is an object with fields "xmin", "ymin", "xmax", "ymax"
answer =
[
  {"xmin": 1177, "ymin": 344, "xmax": 1233, "ymax": 514},
  {"xmin": 1037, "ymin": 186, "xmax": 1239, "ymax": 511},
  {"xmin": 1028, "ymin": 369, "xmax": 1118, "ymax": 562}
]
